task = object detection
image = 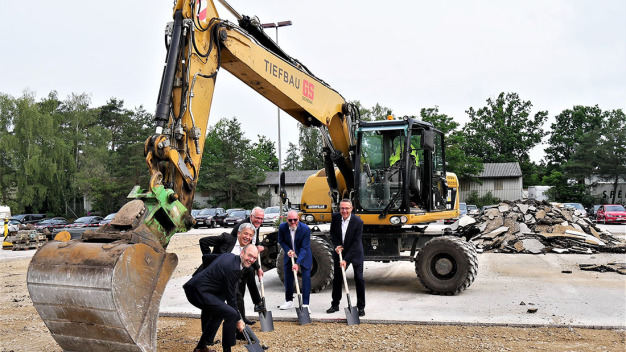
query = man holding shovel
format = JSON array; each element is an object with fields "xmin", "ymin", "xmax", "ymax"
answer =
[
  {"xmin": 277, "ymin": 210, "xmax": 312, "ymax": 310},
  {"xmin": 184, "ymin": 245, "xmax": 259, "ymax": 352},
  {"xmin": 326, "ymin": 199, "xmax": 366, "ymax": 317}
]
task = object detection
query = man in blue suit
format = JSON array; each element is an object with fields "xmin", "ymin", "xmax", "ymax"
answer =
[
  {"xmin": 326, "ymin": 199, "xmax": 366, "ymax": 317},
  {"xmin": 184, "ymin": 245, "xmax": 259, "ymax": 352},
  {"xmin": 277, "ymin": 210, "xmax": 312, "ymax": 310}
]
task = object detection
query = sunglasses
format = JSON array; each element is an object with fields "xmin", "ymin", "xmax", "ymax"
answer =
[{"xmin": 287, "ymin": 219, "xmax": 298, "ymax": 222}]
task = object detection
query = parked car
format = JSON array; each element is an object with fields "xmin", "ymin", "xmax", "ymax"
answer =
[
  {"xmin": 595, "ymin": 204, "xmax": 626, "ymax": 224},
  {"xmin": 444, "ymin": 203, "xmax": 467, "ymax": 224},
  {"xmin": 99, "ymin": 213, "xmax": 117, "ymax": 226},
  {"xmin": 561, "ymin": 203, "xmax": 588, "ymax": 217},
  {"xmin": 263, "ymin": 206, "xmax": 288, "ymax": 226},
  {"xmin": 590, "ymin": 204, "xmax": 602, "ymax": 219},
  {"xmin": 481, "ymin": 204, "xmax": 498, "ymax": 214},
  {"xmin": 214, "ymin": 208, "xmax": 244, "ymax": 228},
  {"xmin": 222, "ymin": 210, "xmax": 251, "ymax": 228},
  {"xmin": 191, "ymin": 209, "xmax": 203, "ymax": 219},
  {"xmin": 194, "ymin": 207, "xmax": 225, "ymax": 228},
  {"xmin": 10, "ymin": 214, "xmax": 46, "ymax": 225},
  {"xmin": 466, "ymin": 204, "xmax": 479, "ymax": 215},
  {"xmin": 36, "ymin": 217, "xmax": 68, "ymax": 231},
  {"xmin": 71, "ymin": 216, "xmax": 103, "ymax": 227}
]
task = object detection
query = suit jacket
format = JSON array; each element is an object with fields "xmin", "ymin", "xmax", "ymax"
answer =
[
  {"xmin": 183, "ymin": 253, "xmax": 242, "ymax": 312},
  {"xmin": 330, "ymin": 213, "xmax": 364, "ymax": 265},
  {"xmin": 199, "ymin": 232, "xmax": 237, "ymax": 255},
  {"xmin": 277, "ymin": 221, "xmax": 312, "ymax": 269}
]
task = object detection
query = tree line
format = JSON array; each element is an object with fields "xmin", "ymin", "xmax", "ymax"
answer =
[{"xmin": 0, "ymin": 90, "xmax": 624, "ymax": 218}]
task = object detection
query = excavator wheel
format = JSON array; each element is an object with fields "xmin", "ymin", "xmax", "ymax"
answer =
[
  {"xmin": 27, "ymin": 240, "xmax": 177, "ymax": 352},
  {"xmin": 415, "ymin": 235, "xmax": 478, "ymax": 295},
  {"xmin": 276, "ymin": 236, "xmax": 334, "ymax": 293}
]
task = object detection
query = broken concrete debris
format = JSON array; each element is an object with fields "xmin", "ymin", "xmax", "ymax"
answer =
[
  {"xmin": 449, "ymin": 200, "xmax": 626, "ymax": 254},
  {"xmin": 579, "ymin": 262, "xmax": 626, "ymax": 275}
]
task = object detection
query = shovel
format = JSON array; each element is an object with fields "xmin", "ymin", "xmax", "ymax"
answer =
[
  {"xmin": 291, "ymin": 256, "xmax": 311, "ymax": 325},
  {"xmin": 258, "ymin": 278, "xmax": 274, "ymax": 332},
  {"xmin": 339, "ymin": 251, "xmax": 360, "ymax": 325},
  {"xmin": 242, "ymin": 325, "xmax": 264, "ymax": 352}
]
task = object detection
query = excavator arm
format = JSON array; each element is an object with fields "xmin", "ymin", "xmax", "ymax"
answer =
[{"xmin": 27, "ymin": 1, "xmax": 357, "ymax": 351}]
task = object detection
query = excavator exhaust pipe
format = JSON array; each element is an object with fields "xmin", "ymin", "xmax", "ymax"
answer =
[{"xmin": 27, "ymin": 240, "xmax": 177, "ymax": 352}]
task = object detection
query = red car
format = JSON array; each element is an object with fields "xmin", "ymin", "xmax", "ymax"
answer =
[{"xmin": 595, "ymin": 204, "xmax": 626, "ymax": 224}]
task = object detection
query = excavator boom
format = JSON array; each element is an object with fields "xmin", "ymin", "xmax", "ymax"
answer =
[{"xmin": 27, "ymin": 1, "xmax": 357, "ymax": 351}]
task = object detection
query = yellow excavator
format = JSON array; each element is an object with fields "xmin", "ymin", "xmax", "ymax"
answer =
[{"xmin": 27, "ymin": 1, "xmax": 477, "ymax": 351}]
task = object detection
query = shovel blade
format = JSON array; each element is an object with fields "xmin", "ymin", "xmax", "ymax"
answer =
[
  {"xmin": 344, "ymin": 306, "xmax": 360, "ymax": 325},
  {"xmin": 259, "ymin": 310, "xmax": 274, "ymax": 332},
  {"xmin": 295, "ymin": 307, "xmax": 311, "ymax": 325},
  {"xmin": 242, "ymin": 327, "xmax": 265, "ymax": 352},
  {"xmin": 244, "ymin": 342, "xmax": 265, "ymax": 352}
]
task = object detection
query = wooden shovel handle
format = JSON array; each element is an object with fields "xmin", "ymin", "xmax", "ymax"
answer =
[
  {"xmin": 291, "ymin": 255, "xmax": 301, "ymax": 295},
  {"xmin": 338, "ymin": 251, "xmax": 350, "ymax": 295}
]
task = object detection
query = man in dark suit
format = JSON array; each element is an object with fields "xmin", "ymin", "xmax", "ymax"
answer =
[
  {"xmin": 229, "ymin": 207, "xmax": 266, "ymax": 320},
  {"xmin": 183, "ymin": 244, "xmax": 259, "ymax": 352},
  {"xmin": 198, "ymin": 223, "xmax": 262, "ymax": 324},
  {"xmin": 277, "ymin": 210, "xmax": 312, "ymax": 309},
  {"xmin": 326, "ymin": 199, "xmax": 366, "ymax": 316}
]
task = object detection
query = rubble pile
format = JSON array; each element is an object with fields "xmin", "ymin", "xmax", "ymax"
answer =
[{"xmin": 450, "ymin": 200, "xmax": 626, "ymax": 254}]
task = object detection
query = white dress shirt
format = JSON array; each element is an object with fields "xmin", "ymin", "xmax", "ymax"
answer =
[{"xmin": 341, "ymin": 216, "xmax": 350, "ymax": 244}]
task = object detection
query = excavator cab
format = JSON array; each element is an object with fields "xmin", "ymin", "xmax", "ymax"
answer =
[{"xmin": 354, "ymin": 117, "xmax": 451, "ymax": 218}]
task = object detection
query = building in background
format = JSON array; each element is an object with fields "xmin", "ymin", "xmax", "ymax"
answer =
[{"xmin": 459, "ymin": 162, "xmax": 523, "ymax": 202}]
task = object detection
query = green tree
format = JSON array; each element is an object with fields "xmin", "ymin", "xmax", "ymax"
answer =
[
  {"xmin": 545, "ymin": 105, "xmax": 604, "ymax": 165},
  {"xmin": 58, "ymin": 93, "xmax": 110, "ymax": 216},
  {"xmin": 463, "ymin": 92, "xmax": 548, "ymax": 163},
  {"xmin": 350, "ymin": 100, "xmax": 393, "ymax": 121},
  {"xmin": 283, "ymin": 141, "xmax": 300, "ymax": 171},
  {"xmin": 298, "ymin": 125, "xmax": 323, "ymax": 170},
  {"xmin": 565, "ymin": 109, "xmax": 626, "ymax": 204},
  {"xmin": 197, "ymin": 118, "xmax": 266, "ymax": 209},
  {"xmin": 418, "ymin": 107, "xmax": 483, "ymax": 181},
  {"xmin": 250, "ymin": 135, "xmax": 278, "ymax": 172}
]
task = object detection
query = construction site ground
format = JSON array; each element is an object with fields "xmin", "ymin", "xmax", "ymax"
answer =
[{"xmin": 1, "ymin": 224, "xmax": 624, "ymax": 351}]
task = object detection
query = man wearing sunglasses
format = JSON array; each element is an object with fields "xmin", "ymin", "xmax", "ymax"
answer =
[{"xmin": 277, "ymin": 210, "xmax": 312, "ymax": 310}]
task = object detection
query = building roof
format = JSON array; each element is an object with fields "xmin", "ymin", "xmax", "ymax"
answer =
[
  {"xmin": 477, "ymin": 162, "xmax": 522, "ymax": 178},
  {"xmin": 258, "ymin": 170, "xmax": 320, "ymax": 186}
]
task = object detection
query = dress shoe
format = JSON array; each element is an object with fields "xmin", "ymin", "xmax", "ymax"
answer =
[
  {"xmin": 254, "ymin": 303, "xmax": 266, "ymax": 312},
  {"xmin": 358, "ymin": 308, "xmax": 365, "ymax": 317},
  {"xmin": 278, "ymin": 301, "xmax": 294, "ymax": 310},
  {"xmin": 326, "ymin": 305, "xmax": 339, "ymax": 313},
  {"xmin": 194, "ymin": 348, "xmax": 216, "ymax": 352},
  {"xmin": 207, "ymin": 339, "xmax": 220, "ymax": 346},
  {"xmin": 243, "ymin": 317, "xmax": 256, "ymax": 325}
]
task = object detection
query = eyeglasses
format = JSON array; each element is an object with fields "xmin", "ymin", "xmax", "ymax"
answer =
[
  {"xmin": 340, "ymin": 207, "xmax": 351, "ymax": 210},
  {"xmin": 287, "ymin": 219, "xmax": 298, "ymax": 223},
  {"xmin": 252, "ymin": 215, "xmax": 263, "ymax": 220}
]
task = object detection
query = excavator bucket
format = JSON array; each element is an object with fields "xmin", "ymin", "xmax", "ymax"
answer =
[
  {"xmin": 27, "ymin": 240, "xmax": 177, "ymax": 352},
  {"xmin": 27, "ymin": 179, "xmax": 190, "ymax": 352}
]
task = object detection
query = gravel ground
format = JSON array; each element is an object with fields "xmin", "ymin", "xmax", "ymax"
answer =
[{"xmin": 0, "ymin": 233, "xmax": 624, "ymax": 352}]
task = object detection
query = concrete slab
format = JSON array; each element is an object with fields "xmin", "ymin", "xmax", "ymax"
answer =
[{"xmin": 161, "ymin": 252, "xmax": 626, "ymax": 328}]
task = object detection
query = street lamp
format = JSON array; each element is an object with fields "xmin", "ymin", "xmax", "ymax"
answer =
[{"xmin": 261, "ymin": 20, "xmax": 292, "ymax": 220}]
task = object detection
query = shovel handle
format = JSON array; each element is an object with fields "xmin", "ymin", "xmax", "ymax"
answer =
[
  {"xmin": 338, "ymin": 251, "xmax": 350, "ymax": 295},
  {"xmin": 259, "ymin": 278, "xmax": 265, "ymax": 298},
  {"xmin": 291, "ymin": 255, "xmax": 301, "ymax": 296}
]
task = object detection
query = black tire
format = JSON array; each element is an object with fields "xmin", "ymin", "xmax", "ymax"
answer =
[
  {"xmin": 276, "ymin": 236, "xmax": 334, "ymax": 293},
  {"xmin": 415, "ymin": 235, "xmax": 478, "ymax": 295}
]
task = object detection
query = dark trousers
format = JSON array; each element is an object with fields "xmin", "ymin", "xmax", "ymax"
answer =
[
  {"xmin": 186, "ymin": 290, "xmax": 238, "ymax": 350},
  {"xmin": 283, "ymin": 262, "xmax": 311, "ymax": 305},
  {"xmin": 331, "ymin": 259, "xmax": 365, "ymax": 309},
  {"xmin": 237, "ymin": 268, "xmax": 262, "ymax": 318}
]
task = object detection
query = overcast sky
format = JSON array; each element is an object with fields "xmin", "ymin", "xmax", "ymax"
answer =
[{"xmin": 1, "ymin": 1, "xmax": 624, "ymax": 163}]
